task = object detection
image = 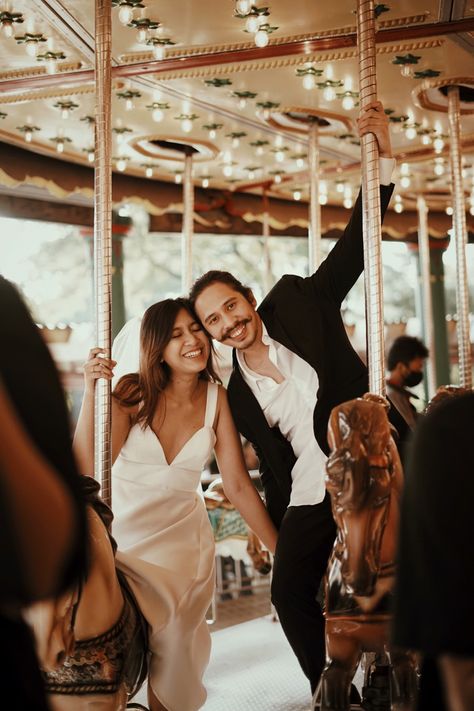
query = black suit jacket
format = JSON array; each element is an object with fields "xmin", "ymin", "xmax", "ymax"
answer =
[{"xmin": 227, "ymin": 185, "xmax": 409, "ymax": 528}]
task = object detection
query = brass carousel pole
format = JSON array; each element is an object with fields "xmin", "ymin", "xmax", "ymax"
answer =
[
  {"xmin": 182, "ymin": 151, "xmax": 194, "ymax": 293},
  {"xmin": 94, "ymin": 0, "xmax": 112, "ymax": 505},
  {"xmin": 417, "ymin": 196, "xmax": 437, "ymax": 397},
  {"xmin": 357, "ymin": 0, "xmax": 384, "ymax": 395},
  {"xmin": 447, "ymin": 85, "xmax": 472, "ymax": 389},
  {"xmin": 262, "ymin": 189, "xmax": 273, "ymax": 293},
  {"xmin": 308, "ymin": 122, "xmax": 322, "ymax": 270}
]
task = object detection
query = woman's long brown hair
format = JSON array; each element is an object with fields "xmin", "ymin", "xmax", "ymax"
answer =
[{"xmin": 113, "ymin": 298, "xmax": 220, "ymax": 429}]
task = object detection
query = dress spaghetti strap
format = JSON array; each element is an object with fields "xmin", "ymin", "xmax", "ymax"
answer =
[{"xmin": 204, "ymin": 382, "xmax": 219, "ymax": 428}]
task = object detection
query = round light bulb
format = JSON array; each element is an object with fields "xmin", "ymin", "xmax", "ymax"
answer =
[
  {"xmin": 342, "ymin": 94, "xmax": 355, "ymax": 111},
  {"xmin": 246, "ymin": 16, "xmax": 260, "ymax": 33},
  {"xmin": 256, "ymin": 146, "xmax": 264, "ymax": 156},
  {"xmin": 88, "ymin": 150, "xmax": 95, "ymax": 163},
  {"xmin": 274, "ymin": 174, "xmax": 282, "ymax": 184},
  {"xmin": 152, "ymin": 108, "xmax": 163, "ymax": 122},
  {"xmin": 61, "ymin": 108, "xmax": 69, "ymax": 119},
  {"xmin": 446, "ymin": 206, "xmax": 453, "ymax": 216},
  {"xmin": 433, "ymin": 137, "xmax": 444, "ymax": 153},
  {"xmin": 343, "ymin": 198, "xmax": 353, "ymax": 209},
  {"xmin": 137, "ymin": 28, "xmax": 147, "ymax": 44},
  {"xmin": 223, "ymin": 165, "xmax": 233, "ymax": 177},
  {"xmin": 202, "ymin": 177, "xmax": 209, "ymax": 188},
  {"xmin": 293, "ymin": 190, "xmax": 301, "ymax": 201},
  {"xmin": 56, "ymin": 140, "xmax": 64, "ymax": 154},
  {"xmin": 274, "ymin": 135, "xmax": 283, "ymax": 147},
  {"xmin": 117, "ymin": 158, "xmax": 126, "ymax": 172},
  {"xmin": 319, "ymin": 194, "xmax": 328, "ymax": 205},
  {"xmin": 336, "ymin": 182, "xmax": 345, "ymax": 193},
  {"xmin": 400, "ymin": 65, "xmax": 412, "ymax": 78},
  {"xmin": 181, "ymin": 118, "xmax": 193, "ymax": 133},
  {"xmin": 209, "ymin": 129, "xmax": 216, "ymax": 140},
  {"xmin": 405, "ymin": 126, "xmax": 417, "ymax": 140},
  {"xmin": 47, "ymin": 58, "xmax": 56, "ymax": 74},
  {"xmin": 296, "ymin": 158, "xmax": 304, "ymax": 169},
  {"xmin": 232, "ymin": 137, "xmax": 240, "ymax": 148},
  {"xmin": 275, "ymin": 150, "xmax": 284, "ymax": 163},
  {"xmin": 25, "ymin": 130, "xmax": 33, "ymax": 143},
  {"xmin": 400, "ymin": 162, "xmax": 410, "ymax": 176},
  {"xmin": 434, "ymin": 163, "xmax": 444, "ymax": 176},
  {"xmin": 394, "ymin": 202, "xmax": 404, "ymax": 213},
  {"xmin": 2, "ymin": 21, "xmax": 13, "ymax": 38},
  {"xmin": 400, "ymin": 176, "xmax": 411, "ymax": 189},
  {"xmin": 238, "ymin": 98, "xmax": 247, "ymax": 109},
  {"xmin": 153, "ymin": 44, "xmax": 165, "ymax": 60},
  {"xmin": 236, "ymin": 0, "xmax": 251, "ymax": 14},
  {"xmin": 25, "ymin": 40, "xmax": 38, "ymax": 58},
  {"xmin": 116, "ymin": 132, "xmax": 124, "ymax": 144},
  {"xmin": 255, "ymin": 29, "xmax": 269, "ymax": 48},
  {"xmin": 248, "ymin": 170, "xmax": 255, "ymax": 180},
  {"xmin": 118, "ymin": 5, "xmax": 134, "ymax": 25},
  {"xmin": 125, "ymin": 98, "xmax": 133, "ymax": 111},
  {"xmin": 145, "ymin": 166, "xmax": 153, "ymax": 178},
  {"xmin": 175, "ymin": 173, "xmax": 182, "ymax": 184},
  {"xmin": 421, "ymin": 133, "xmax": 431, "ymax": 145},
  {"xmin": 302, "ymin": 74, "xmax": 315, "ymax": 91},
  {"xmin": 323, "ymin": 85, "xmax": 336, "ymax": 102}
]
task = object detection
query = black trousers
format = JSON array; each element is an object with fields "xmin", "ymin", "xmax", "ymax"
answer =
[{"xmin": 271, "ymin": 493, "xmax": 336, "ymax": 693}]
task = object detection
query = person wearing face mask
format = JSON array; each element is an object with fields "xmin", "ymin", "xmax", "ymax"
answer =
[{"xmin": 386, "ymin": 335, "xmax": 429, "ymax": 430}]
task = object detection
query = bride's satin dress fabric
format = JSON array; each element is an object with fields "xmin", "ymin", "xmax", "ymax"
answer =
[{"xmin": 112, "ymin": 382, "xmax": 218, "ymax": 711}]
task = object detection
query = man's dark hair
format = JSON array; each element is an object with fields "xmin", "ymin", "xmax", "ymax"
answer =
[
  {"xmin": 189, "ymin": 270, "xmax": 253, "ymax": 307},
  {"xmin": 387, "ymin": 335, "xmax": 429, "ymax": 371}
]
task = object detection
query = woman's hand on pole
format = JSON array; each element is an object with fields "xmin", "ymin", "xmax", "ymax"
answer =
[
  {"xmin": 83, "ymin": 348, "xmax": 116, "ymax": 393},
  {"xmin": 357, "ymin": 100, "xmax": 393, "ymax": 158}
]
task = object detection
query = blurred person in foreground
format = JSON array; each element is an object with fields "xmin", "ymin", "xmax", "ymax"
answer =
[
  {"xmin": 0, "ymin": 276, "xmax": 87, "ymax": 710},
  {"xmin": 393, "ymin": 391, "xmax": 474, "ymax": 711}
]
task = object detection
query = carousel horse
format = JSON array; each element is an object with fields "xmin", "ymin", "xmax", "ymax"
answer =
[
  {"xmin": 424, "ymin": 384, "xmax": 472, "ymax": 414},
  {"xmin": 26, "ymin": 476, "xmax": 148, "ymax": 711},
  {"xmin": 315, "ymin": 393, "xmax": 417, "ymax": 711}
]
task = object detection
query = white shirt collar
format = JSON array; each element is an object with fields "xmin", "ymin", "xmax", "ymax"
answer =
[{"xmin": 236, "ymin": 321, "xmax": 280, "ymax": 387}]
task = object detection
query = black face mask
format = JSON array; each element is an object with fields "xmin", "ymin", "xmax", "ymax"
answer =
[{"xmin": 404, "ymin": 370, "xmax": 423, "ymax": 387}]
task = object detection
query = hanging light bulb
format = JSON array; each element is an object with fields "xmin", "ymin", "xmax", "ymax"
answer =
[
  {"xmin": 25, "ymin": 40, "xmax": 38, "ymax": 58},
  {"xmin": 137, "ymin": 27, "xmax": 148, "ymax": 43},
  {"xmin": 293, "ymin": 190, "xmax": 301, "ymax": 201},
  {"xmin": 145, "ymin": 166, "xmax": 153, "ymax": 178},
  {"xmin": 296, "ymin": 157, "xmax": 304, "ymax": 169},
  {"xmin": 255, "ymin": 29, "xmax": 269, "ymax": 47},
  {"xmin": 118, "ymin": 4, "xmax": 134, "ymax": 25},
  {"xmin": 434, "ymin": 161, "xmax": 444, "ymax": 177},
  {"xmin": 61, "ymin": 107, "xmax": 69, "ymax": 119},
  {"xmin": 256, "ymin": 145, "xmax": 264, "ymax": 156},
  {"xmin": 25, "ymin": 129, "xmax": 33, "ymax": 143},
  {"xmin": 88, "ymin": 150, "xmax": 95, "ymax": 163},
  {"xmin": 302, "ymin": 74, "xmax": 315, "ymax": 91},
  {"xmin": 232, "ymin": 137, "xmax": 240, "ymax": 148},
  {"xmin": 153, "ymin": 43, "xmax": 165, "ymax": 60},
  {"xmin": 343, "ymin": 197, "xmax": 353, "ymax": 209},
  {"xmin": 116, "ymin": 158, "xmax": 127, "ymax": 171},
  {"xmin": 2, "ymin": 21, "xmax": 13, "ymax": 38},
  {"xmin": 394, "ymin": 199, "xmax": 404, "ymax": 214},
  {"xmin": 223, "ymin": 164, "xmax": 233, "ymax": 177},
  {"xmin": 209, "ymin": 129, "xmax": 216, "ymax": 140},
  {"xmin": 400, "ymin": 163, "xmax": 410, "ymax": 176},
  {"xmin": 323, "ymin": 85, "xmax": 336, "ymax": 102},
  {"xmin": 181, "ymin": 118, "xmax": 193, "ymax": 133},
  {"xmin": 275, "ymin": 150, "xmax": 285, "ymax": 163},
  {"xmin": 445, "ymin": 206, "xmax": 453, "ymax": 216},
  {"xmin": 400, "ymin": 175, "xmax": 411, "ymax": 189},
  {"xmin": 433, "ymin": 136, "xmax": 444, "ymax": 153},
  {"xmin": 336, "ymin": 182, "xmax": 345, "ymax": 194},
  {"xmin": 236, "ymin": 0, "xmax": 251, "ymax": 14},
  {"xmin": 175, "ymin": 173, "xmax": 182, "ymax": 184},
  {"xmin": 274, "ymin": 135, "xmax": 283, "ymax": 148},
  {"xmin": 56, "ymin": 139, "xmax": 64, "ymax": 154},
  {"xmin": 274, "ymin": 173, "xmax": 282, "ymax": 184},
  {"xmin": 400, "ymin": 65, "xmax": 412, "ymax": 78},
  {"xmin": 202, "ymin": 177, "xmax": 209, "ymax": 188},
  {"xmin": 125, "ymin": 98, "xmax": 133, "ymax": 111},
  {"xmin": 238, "ymin": 98, "xmax": 247, "ymax": 110},
  {"xmin": 47, "ymin": 58, "xmax": 56, "ymax": 74},
  {"xmin": 248, "ymin": 169, "xmax": 255, "ymax": 180},
  {"xmin": 246, "ymin": 15, "xmax": 260, "ymax": 33},
  {"xmin": 421, "ymin": 133, "xmax": 432, "ymax": 145},
  {"xmin": 319, "ymin": 194, "xmax": 328, "ymax": 205},
  {"xmin": 152, "ymin": 107, "xmax": 163, "ymax": 122},
  {"xmin": 405, "ymin": 126, "xmax": 417, "ymax": 140},
  {"xmin": 342, "ymin": 94, "xmax": 355, "ymax": 111}
]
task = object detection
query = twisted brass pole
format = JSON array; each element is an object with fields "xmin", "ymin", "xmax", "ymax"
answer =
[
  {"xmin": 417, "ymin": 196, "xmax": 437, "ymax": 398},
  {"xmin": 308, "ymin": 122, "xmax": 321, "ymax": 271},
  {"xmin": 447, "ymin": 85, "xmax": 472, "ymax": 389},
  {"xmin": 93, "ymin": 0, "xmax": 112, "ymax": 506},
  {"xmin": 356, "ymin": 0, "xmax": 384, "ymax": 396},
  {"xmin": 182, "ymin": 152, "xmax": 194, "ymax": 293}
]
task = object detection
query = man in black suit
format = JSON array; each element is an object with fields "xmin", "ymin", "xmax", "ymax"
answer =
[{"xmin": 190, "ymin": 101, "xmax": 407, "ymax": 696}]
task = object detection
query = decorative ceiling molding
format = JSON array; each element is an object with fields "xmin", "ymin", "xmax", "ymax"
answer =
[
  {"xmin": 121, "ymin": 39, "xmax": 444, "ymax": 82},
  {"xmin": 0, "ymin": 81, "xmax": 125, "ymax": 105},
  {"xmin": 0, "ymin": 62, "xmax": 82, "ymax": 83}
]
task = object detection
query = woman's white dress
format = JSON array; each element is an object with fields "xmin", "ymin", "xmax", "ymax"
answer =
[{"xmin": 112, "ymin": 382, "xmax": 218, "ymax": 711}]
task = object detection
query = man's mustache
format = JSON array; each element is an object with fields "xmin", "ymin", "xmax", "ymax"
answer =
[{"xmin": 221, "ymin": 318, "xmax": 252, "ymax": 341}]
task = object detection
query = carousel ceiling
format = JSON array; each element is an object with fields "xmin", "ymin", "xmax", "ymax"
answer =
[{"xmin": 0, "ymin": 0, "xmax": 473, "ymax": 218}]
